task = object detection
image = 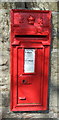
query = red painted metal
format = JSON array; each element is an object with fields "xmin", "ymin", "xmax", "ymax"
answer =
[{"xmin": 10, "ymin": 9, "xmax": 51, "ymax": 111}]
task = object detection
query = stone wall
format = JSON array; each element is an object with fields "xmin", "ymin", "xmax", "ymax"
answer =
[{"xmin": 0, "ymin": 2, "xmax": 58, "ymax": 119}]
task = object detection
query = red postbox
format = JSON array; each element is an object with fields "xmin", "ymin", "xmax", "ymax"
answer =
[{"xmin": 10, "ymin": 9, "xmax": 51, "ymax": 111}]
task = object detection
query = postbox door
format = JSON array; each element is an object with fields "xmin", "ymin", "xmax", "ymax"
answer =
[
  {"xmin": 17, "ymin": 47, "xmax": 44, "ymax": 105},
  {"xmin": 11, "ymin": 43, "xmax": 50, "ymax": 111}
]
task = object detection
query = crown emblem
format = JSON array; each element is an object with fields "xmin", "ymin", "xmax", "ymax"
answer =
[{"xmin": 27, "ymin": 15, "xmax": 35, "ymax": 25}]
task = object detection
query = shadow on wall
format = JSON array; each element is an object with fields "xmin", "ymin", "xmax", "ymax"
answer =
[{"xmin": 57, "ymin": 1, "xmax": 59, "ymax": 114}]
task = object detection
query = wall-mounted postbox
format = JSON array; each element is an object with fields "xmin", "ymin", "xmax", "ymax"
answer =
[{"xmin": 10, "ymin": 9, "xmax": 51, "ymax": 111}]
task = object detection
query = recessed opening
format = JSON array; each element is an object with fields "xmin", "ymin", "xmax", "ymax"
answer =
[{"xmin": 15, "ymin": 35, "xmax": 47, "ymax": 38}]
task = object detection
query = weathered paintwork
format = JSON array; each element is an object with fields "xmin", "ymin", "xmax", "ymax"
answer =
[{"xmin": 10, "ymin": 9, "xmax": 51, "ymax": 111}]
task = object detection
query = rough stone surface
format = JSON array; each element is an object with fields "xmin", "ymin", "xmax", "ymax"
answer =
[{"xmin": 0, "ymin": 2, "xmax": 58, "ymax": 119}]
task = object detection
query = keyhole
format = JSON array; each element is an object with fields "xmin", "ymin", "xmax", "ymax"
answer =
[{"xmin": 22, "ymin": 80, "xmax": 26, "ymax": 84}]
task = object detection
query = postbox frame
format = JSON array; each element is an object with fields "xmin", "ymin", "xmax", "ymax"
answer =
[{"xmin": 10, "ymin": 9, "xmax": 51, "ymax": 111}]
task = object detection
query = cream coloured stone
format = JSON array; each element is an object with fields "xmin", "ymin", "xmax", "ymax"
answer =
[{"xmin": 0, "ymin": 2, "xmax": 58, "ymax": 119}]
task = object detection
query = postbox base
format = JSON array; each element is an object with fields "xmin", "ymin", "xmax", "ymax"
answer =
[{"xmin": 11, "ymin": 106, "xmax": 48, "ymax": 112}]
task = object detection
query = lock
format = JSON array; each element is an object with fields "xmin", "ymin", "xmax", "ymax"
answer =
[
  {"xmin": 19, "ymin": 77, "xmax": 32, "ymax": 85},
  {"xmin": 22, "ymin": 80, "xmax": 27, "ymax": 84},
  {"xmin": 10, "ymin": 9, "xmax": 51, "ymax": 111}
]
